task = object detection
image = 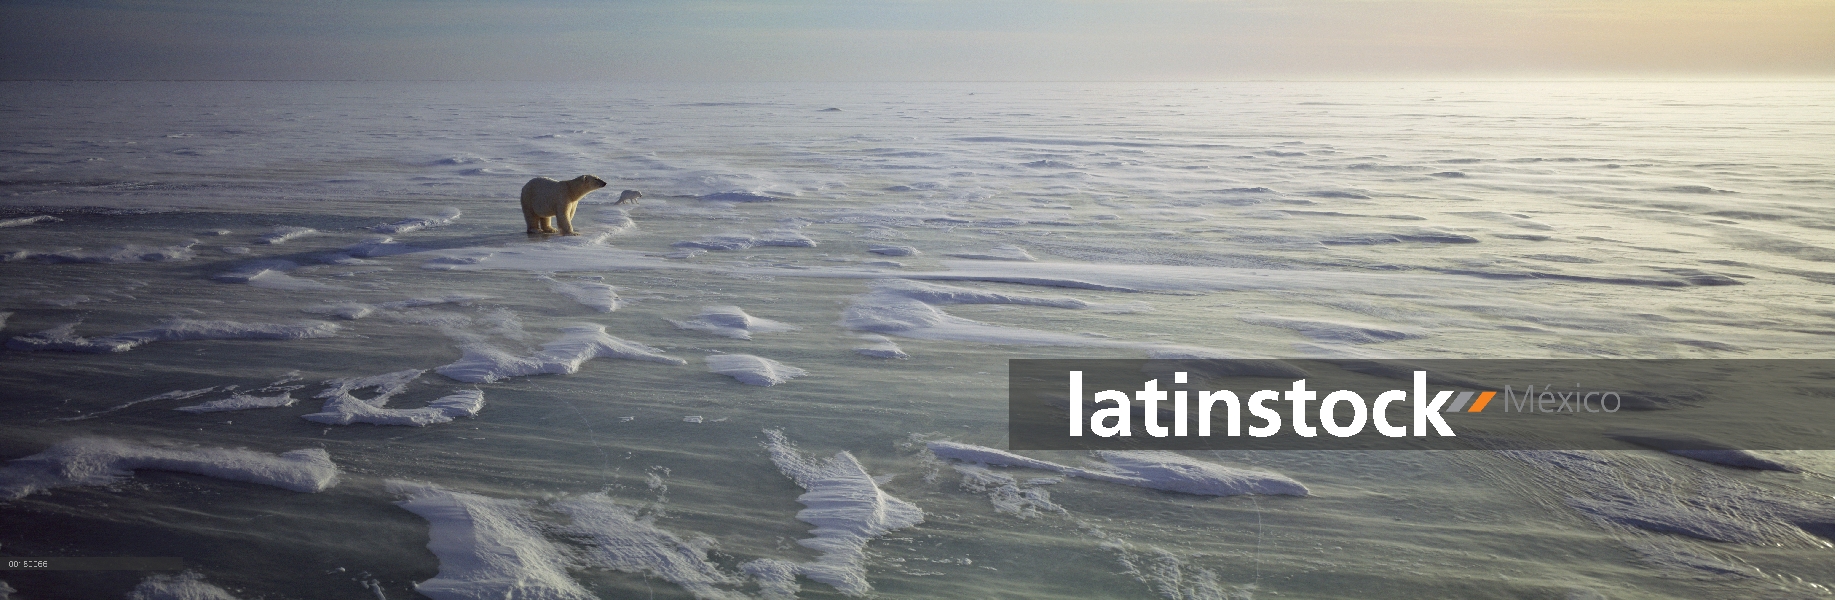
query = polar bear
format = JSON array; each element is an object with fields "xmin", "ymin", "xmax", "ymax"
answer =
[{"xmin": 521, "ymin": 175, "xmax": 608, "ymax": 235}]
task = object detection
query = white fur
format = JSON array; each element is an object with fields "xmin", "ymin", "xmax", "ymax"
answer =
[{"xmin": 520, "ymin": 175, "xmax": 609, "ymax": 235}]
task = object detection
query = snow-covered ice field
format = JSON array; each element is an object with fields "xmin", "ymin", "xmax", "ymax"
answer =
[{"xmin": 1, "ymin": 80, "xmax": 1833, "ymax": 598}]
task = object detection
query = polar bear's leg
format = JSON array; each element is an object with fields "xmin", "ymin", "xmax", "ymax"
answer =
[
  {"xmin": 523, "ymin": 202, "xmax": 543, "ymax": 233},
  {"xmin": 555, "ymin": 202, "xmax": 576, "ymax": 235}
]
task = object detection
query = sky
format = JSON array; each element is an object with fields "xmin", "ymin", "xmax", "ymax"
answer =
[{"xmin": 2, "ymin": 0, "xmax": 1832, "ymax": 81}]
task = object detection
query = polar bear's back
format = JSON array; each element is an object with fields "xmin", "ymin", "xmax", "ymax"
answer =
[{"xmin": 521, "ymin": 177, "xmax": 565, "ymax": 200}]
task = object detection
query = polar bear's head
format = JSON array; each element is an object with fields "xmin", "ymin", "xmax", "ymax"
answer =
[{"xmin": 577, "ymin": 175, "xmax": 608, "ymax": 190}]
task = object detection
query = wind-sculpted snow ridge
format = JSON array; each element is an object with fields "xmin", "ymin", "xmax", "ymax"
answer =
[
  {"xmin": 387, "ymin": 294, "xmax": 493, "ymax": 308},
  {"xmin": 319, "ymin": 369, "xmax": 421, "ymax": 401},
  {"xmin": 866, "ymin": 244, "xmax": 918, "ymax": 257},
  {"xmin": 372, "ymin": 207, "xmax": 461, "ymax": 234},
  {"xmin": 1093, "ymin": 451, "xmax": 1310, "ymax": 497},
  {"xmin": 255, "ymin": 226, "xmax": 317, "ymax": 245},
  {"xmin": 303, "ymin": 294, "xmax": 491, "ymax": 320},
  {"xmin": 673, "ymin": 234, "xmax": 763, "ymax": 252},
  {"xmin": 437, "ymin": 324, "xmax": 685, "ymax": 383},
  {"xmin": 927, "ymin": 441, "xmax": 1308, "ymax": 497},
  {"xmin": 1497, "ymin": 449, "xmax": 1835, "ymax": 550},
  {"xmin": 756, "ymin": 430, "xmax": 924, "ymax": 596},
  {"xmin": 126, "ymin": 571, "xmax": 242, "ymax": 600},
  {"xmin": 669, "ymin": 306, "xmax": 799, "ymax": 339},
  {"xmin": 385, "ymin": 481, "xmax": 596, "ymax": 600},
  {"xmin": 840, "ymin": 287, "xmax": 1061, "ymax": 341},
  {"xmin": 1141, "ymin": 349, "xmax": 1311, "ymax": 379},
  {"xmin": 706, "ymin": 354, "xmax": 806, "ymax": 386},
  {"xmin": 1103, "ymin": 541, "xmax": 1234, "ymax": 600},
  {"xmin": 341, "ymin": 235, "xmax": 422, "ymax": 259},
  {"xmin": 906, "ymin": 273, "xmax": 1136, "ymax": 292},
  {"xmin": 49, "ymin": 387, "xmax": 218, "ymax": 422},
  {"xmin": 852, "ymin": 334, "xmax": 908, "ymax": 359},
  {"xmin": 355, "ymin": 384, "xmax": 473, "ymax": 420},
  {"xmin": 31, "ymin": 294, "xmax": 91, "ymax": 308},
  {"xmin": 1447, "ymin": 210, "xmax": 1555, "ymax": 231},
  {"xmin": 674, "ymin": 226, "xmax": 817, "ymax": 251},
  {"xmin": 700, "ymin": 191, "xmax": 779, "ymax": 202},
  {"xmin": 742, "ymin": 560, "xmax": 801, "ymax": 600},
  {"xmin": 175, "ymin": 392, "xmax": 296, "ymax": 414},
  {"xmin": 954, "ymin": 464, "xmax": 1064, "ymax": 518},
  {"xmin": 840, "ymin": 293, "xmax": 1027, "ymax": 341},
  {"xmin": 0, "ymin": 437, "xmax": 339, "ymax": 499},
  {"xmin": 212, "ymin": 259, "xmax": 338, "ymax": 290},
  {"xmin": 926, "ymin": 441, "xmax": 1082, "ymax": 471},
  {"xmin": 0, "ymin": 215, "xmax": 60, "ymax": 228},
  {"xmin": 945, "ymin": 244, "xmax": 1035, "ymax": 261},
  {"xmin": 873, "ymin": 278, "xmax": 1090, "ymax": 309},
  {"xmin": 544, "ymin": 276, "xmax": 620, "ymax": 312},
  {"xmin": 6, "ymin": 319, "xmax": 339, "ymax": 353},
  {"xmin": 1239, "ymin": 314, "xmax": 1424, "ymax": 344},
  {"xmin": 419, "ymin": 237, "xmax": 683, "ymax": 273},
  {"xmin": 1605, "ymin": 429, "xmax": 1799, "ymax": 472},
  {"xmin": 388, "ymin": 483, "xmax": 756, "ymax": 600},
  {"xmin": 0, "ymin": 241, "xmax": 198, "ymax": 264},
  {"xmin": 852, "ymin": 277, "xmax": 1156, "ymax": 324},
  {"xmin": 212, "ymin": 259, "xmax": 298, "ymax": 283},
  {"xmin": 916, "ymin": 260, "xmax": 1509, "ymax": 295},
  {"xmin": 925, "ymin": 442, "xmax": 1257, "ymax": 598},
  {"xmin": 594, "ymin": 206, "xmax": 636, "ymax": 234},
  {"xmin": 554, "ymin": 492, "xmax": 751, "ymax": 600},
  {"xmin": 841, "ymin": 288, "xmax": 1261, "ymax": 361},
  {"xmin": 301, "ymin": 369, "xmax": 484, "ymax": 426}
]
